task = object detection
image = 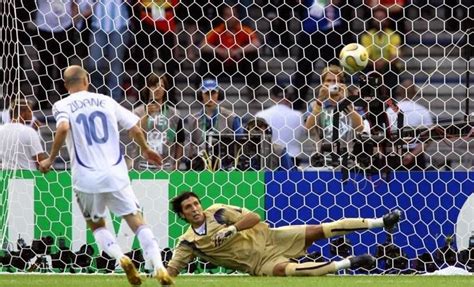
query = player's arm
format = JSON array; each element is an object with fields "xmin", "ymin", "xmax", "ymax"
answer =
[
  {"xmin": 232, "ymin": 210, "xmax": 261, "ymax": 232},
  {"xmin": 34, "ymin": 152, "xmax": 48, "ymax": 168},
  {"xmin": 166, "ymin": 266, "xmax": 180, "ymax": 278},
  {"xmin": 166, "ymin": 243, "xmax": 195, "ymax": 279},
  {"xmin": 114, "ymin": 99, "xmax": 163, "ymax": 166},
  {"xmin": 39, "ymin": 122, "xmax": 69, "ymax": 173},
  {"xmin": 213, "ymin": 206, "xmax": 261, "ymax": 246},
  {"xmin": 27, "ymin": 128, "xmax": 48, "ymax": 169},
  {"xmin": 128, "ymin": 124, "xmax": 162, "ymax": 166}
]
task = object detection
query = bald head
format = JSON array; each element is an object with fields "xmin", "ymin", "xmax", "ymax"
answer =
[{"xmin": 64, "ymin": 65, "xmax": 89, "ymax": 92}]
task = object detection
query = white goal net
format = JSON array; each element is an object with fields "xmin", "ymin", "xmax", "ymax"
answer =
[{"xmin": 0, "ymin": 0, "xmax": 473, "ymax": 275}]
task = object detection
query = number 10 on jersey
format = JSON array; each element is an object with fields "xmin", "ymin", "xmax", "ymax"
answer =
[{"xmin": 76, "ymin": 111, "xmax": 109, "ymax": 145}]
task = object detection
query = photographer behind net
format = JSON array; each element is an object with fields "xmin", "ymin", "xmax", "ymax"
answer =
[
  {"xmin": 305, "ymin": 65, "xmax": 369, "ymax": 168},
  {"xmin": 386, "ymin": 79, "xmax": 434, "ymax": 170},
  {"xmin": 350, "ymin": 72, "xmax": 428, "ymax": 174},
  {"xmin": 239, "ymin": 117, "xmax": 296, "ymax": 171}
]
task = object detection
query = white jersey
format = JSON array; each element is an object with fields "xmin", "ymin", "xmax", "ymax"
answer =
[
  {"xmin": 256, "ymin": 104, "xmax": 305, "ymax": 158},
  {"xmin": 53, "ymin": 91, "xmax": 139, "ymax": 193},
  {"xmin": 0, "ymin": 123, "xmax": 45, "ymax": 170},
  {"xmin": 386, "ymin": 100, "xmax": 433, "ymax": 129}
]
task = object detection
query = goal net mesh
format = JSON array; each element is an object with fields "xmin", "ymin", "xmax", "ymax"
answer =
[{"xmin": 0, "ymin": 0, "xmax": 473, "ymax": 275}]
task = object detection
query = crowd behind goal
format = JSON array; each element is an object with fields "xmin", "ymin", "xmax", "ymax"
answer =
[
  {"xmin": 1, "ymin": 0, "xmax": 472, "ymax": 172},
  {"xmin": 0, "ymin": 0, "xmax": 473, "ymax": 280}
]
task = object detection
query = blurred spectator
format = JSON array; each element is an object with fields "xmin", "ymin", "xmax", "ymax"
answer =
[
  {"xmin": 0, "ymin": 98, "xmax": 47, "ymax": 169},
  {"xmin": 86, "ymin": 0, "xmax": 131, "ymax": 101},
  {"xmin": 132, "ymin": 0, "xmax": 179, "ymax": 104},
  {"xmin": 386, "ymin": 79, "xmax": 433, "ymax": 170},
  {"xmin": 176, "ymin": 0, "xmax": 217, "ymax": 34},
  {"xmin": 1, "ymin": 97, "xmax": 42, "ymax": 130},
  {"xmin": 241, "ymin": 117, "xmax": 296, "ymax": 171},
  {"xmin": 196, "ymin": 3, "xmax": 261, "ymax": 91},
  {"xmin": 174, "ymin": 0, "xmax": 217, "ymax": 63},
  {"xmin": 127, "ymin": 74, "xmax": 184, "ymax": 170},
  {"xmin": 260, "ymin": 0, "xmax": 299, "ymax": 57},
  {"xmin": 293, "ymin": 0, "xmax": 355, "ymax": 105},
  {"xmin": 73, "ymin": 0, "xmax": 94, "ymax": 60},
  {"xmin": 305, "ymin": 65, "xmax": 367, "ymax": 161},
  {"xmin": 256, "ymin": 85, "xmax": 305, "ymax": 165},
  {"xmin": 360, "ymin": 5, "xmax": 402, "ymax": 96},
  {"xmin": 32, "ymin": 0, "xmax": 79, "ymax": 109},
  {"xmin": 442, "ymin": 0, "xmax": 472, "ymax": 32},
  {"xmin": 186, "ymin": 79, "xmax": 243, "ymax": 170},
  {"xmin": 364, "ymin": 0, "xmax": 408, "ymax": 32},
  {"xmin": 175, "ymin": 0, "xmax": 219, "ymax": 66}
]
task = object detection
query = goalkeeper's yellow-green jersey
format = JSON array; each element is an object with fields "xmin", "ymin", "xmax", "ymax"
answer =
[{"xmin": 167, "ymin": 204, "xmax": 271, "ymax": 274}]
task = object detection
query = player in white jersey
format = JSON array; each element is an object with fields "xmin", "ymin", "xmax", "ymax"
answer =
[
  {"xmin": 39, "ymin": 66, "xmax": 173, "ymax": 286},
  {"xmin": 0, "ymin": 98, "xmax": 46, "ymax": 170}
]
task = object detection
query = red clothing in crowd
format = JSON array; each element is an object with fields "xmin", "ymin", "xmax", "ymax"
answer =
[
  {"xmin": 205, "ymin": 22, "xmax": 257, "ymax": 59},
  {"xmin": 139, "ymin": 0, "xmax": 177, "ymax": 32},
  {"xmin": 378, "ymin": 0, "xmax": 406, "ymax": 7}
]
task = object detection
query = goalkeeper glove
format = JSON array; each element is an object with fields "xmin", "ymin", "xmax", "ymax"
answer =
[{"xmin": 213, "ymin": 225, "xmax": 237, "ymax": 247}]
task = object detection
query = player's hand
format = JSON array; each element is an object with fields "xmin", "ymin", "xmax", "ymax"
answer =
[
  {"xmin": 38, "ymin": 158, "xmax": 53, "ymax": 173},
  {"xmin": 213, "ymin": 225, "xmax": 237, "ymax": 247},
  {"xmin": 143, "ymin": 148, "xmax": 163, "ymax": 166}
]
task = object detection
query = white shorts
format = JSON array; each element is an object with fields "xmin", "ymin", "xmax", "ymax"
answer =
[{"xmin": 75, "ymin": 185, "xmax": 141, "ymax": 222}]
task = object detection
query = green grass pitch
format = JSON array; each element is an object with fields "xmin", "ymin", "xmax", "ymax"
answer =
[{"xmin": 0, "ymin": 274, "xmax": 473, "ymax": 287}]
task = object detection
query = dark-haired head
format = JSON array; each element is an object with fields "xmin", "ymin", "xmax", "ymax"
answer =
[
  {"xmin": 9, "ymin": 98, "xmax": 32, "ymax": 123},
  {"xmin": 142, "ymin": 73, "xmax": 170, "ymax": 104},
  {"xmin": 171, "ymin": 191, "xmax": 201, "ymax": 220}
]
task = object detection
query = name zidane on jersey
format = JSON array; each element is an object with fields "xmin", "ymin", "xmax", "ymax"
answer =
[{"xmin": 67, "ymin": 98, "xmax": 106, "ymax": 113}]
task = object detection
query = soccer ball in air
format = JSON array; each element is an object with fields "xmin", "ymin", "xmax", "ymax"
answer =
[{"xmin": 339, "ymin": 43, "xmax": 369, "ymax": 74}]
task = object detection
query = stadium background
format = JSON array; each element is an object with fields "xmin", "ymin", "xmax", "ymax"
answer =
[{"xmin": 0, "ymin": 0, "xmax": 473, "ymax": 276}]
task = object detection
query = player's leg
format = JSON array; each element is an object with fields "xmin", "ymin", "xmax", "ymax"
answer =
[
  {"xmin": 109, "ymin": 186, "xmax": 173, "ymax": 285},
  {"xmin": 272, "ymin": 254, "xmax": 375, "ymax": 276},
  {"xmin": 87, "ymin": 218, "xmax": 142, "ymax": 286},
  {"xmin": 75, "ymin": 191, "xmax": 127, "ymax": 261},
  {"xmin": 87, "ymin": 218, "xmax": 125, "ymax": 260},
  {"xmin": 78, "ymin": 191, "xmax": 141, "ymax": 286},
  {"xmin": 304, "ymin": 210, "xmax": 402, "ymax": 246},
  {"xmin": 122, "ymin": 213, "xmax": 173, "ymax": 285}
]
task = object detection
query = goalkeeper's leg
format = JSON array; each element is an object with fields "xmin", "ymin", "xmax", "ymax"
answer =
[
  {"xmin": 305, "ymin": 210, "xmax": 401, "ymax": 246},
  {"xmin": 274, "ymin": 254, "xmax": 375, "ymax": 276}
]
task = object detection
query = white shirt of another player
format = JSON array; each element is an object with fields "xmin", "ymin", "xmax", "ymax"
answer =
[
  {"xmin": 386, "ymin": 100, "xmax": 433, "ymax": 129},
  {"xmin": 53, "ymin": 91, "xmax": 139, "ymax": 193},
  {"xmin": 0, "ymin": 123, "xmax": 45, "ymax": 170},
  {"xmin": 256, "ymin": 104, "xmax": 305, "ymax": 158}
]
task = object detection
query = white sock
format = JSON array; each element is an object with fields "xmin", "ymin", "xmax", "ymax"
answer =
[
  {"xmin": 334, "ymin": 258, "xmax": 351, "ymax": 270},
  {"xmin": 367, "ymin": 218, "xmax": 384, "ymax": 228},
  {"xmin": 136, "ymin": 225, "xmax": 164, "ymax": 270},
  {"xmin": 93, "ymin": 227, "xmax": 124, "ymax": 260}
]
